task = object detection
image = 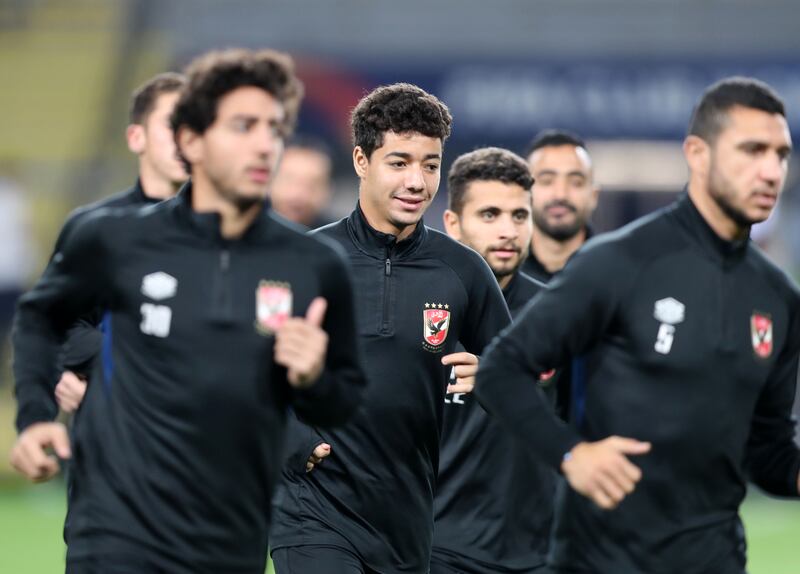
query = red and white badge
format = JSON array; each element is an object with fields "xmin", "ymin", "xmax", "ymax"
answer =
[
  {"xmin": 750, "ymin": 312, "xmax": 773, "ymax": 359},
  {"xmin": 423, "ymin": 303, "xmax": 450, "ymax": 351},
  {"xmin": 255, "ymin": 281, "xmax": 292, "ymax": 335}
]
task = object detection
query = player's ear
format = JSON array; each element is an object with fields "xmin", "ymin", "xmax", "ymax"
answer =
[
  {"xmin": 443, "ymin": 209, "xmax": 462, "ymax": 241},
  {"xmin": 684, "ymin": 135, "xmax": 710, "ymax": 178},
  {"xmin": 126, "ymin": 124, "xmax": 145, "ymax": 154},
  {"xmin": 353, "ymin": 146, "xmax": 369, "ymax": 178}
]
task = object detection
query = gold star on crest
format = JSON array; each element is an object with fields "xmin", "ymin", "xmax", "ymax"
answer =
[{"xmin": 424, "ymin": 302, "xmax": 430, "ymax": 308}]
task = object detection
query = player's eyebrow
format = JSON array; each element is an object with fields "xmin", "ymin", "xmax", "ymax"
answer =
[{"xmin": 383, "ymin": 152, "xmax": 441, "ymax": 161}]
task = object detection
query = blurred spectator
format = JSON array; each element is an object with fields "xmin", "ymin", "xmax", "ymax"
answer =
[{"xmin": 269, "ymin": 135, "xmax": 334, "ymax": 228}]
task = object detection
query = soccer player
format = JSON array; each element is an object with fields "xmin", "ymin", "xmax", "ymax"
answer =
[
  {"xmin": 54, "ymin": 72, "xmax": 189, "ymax": 414},
  {"xmin": 522, "ymin": 130, "xmax": 599, "ymax": 420},
  {"xmin": 476, "ymin": 77, "xmax": 800, "ymax": 573},
  {"xmin": 521, "ymin": 130, "xmax": 598, "ymax": 283},
  {"xmin": 269, "ymin": 135, "xmax": 334, "ymax": 228},
  {"xmin": 11, "ymin": 48, "xmax": 366, "ymax": 574},
  {"xmin": 270, "ymin": 84, "xmax": 511, "ymax": 574},
  {"xmin": 434, "ymin": 147, "xmax": 553, "ymax": 573}
]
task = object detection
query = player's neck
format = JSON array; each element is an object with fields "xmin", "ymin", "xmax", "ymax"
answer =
[
  {"xmin": 192, "ymin": 177, "xmax": 263, "ymax": 240},
  {"xmin": 138, "ymin": 162, "xmax": 181, "ymax": 200},
  {"xmin": 358, "ymin": 198, "xmax": 418, "ymax": 242},
  {"xmin": 531, "ymin": 225, "xmax": 586, "ymax": 273},
  {"xmin": 687, "ymin": 179, "xmax": 749, "ymax": 242},
  {"xmin": 497, "ymin": 272, "xmax": 514, "ymax": 290}
]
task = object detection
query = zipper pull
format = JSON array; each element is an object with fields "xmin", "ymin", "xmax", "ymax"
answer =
[
  {"xmin": 385, "ymin": 258, "xmax": 392, "ymax": 276},
  {"xmin": 220, "ymin": 250, "xmax": 230, "ymax": 271}
]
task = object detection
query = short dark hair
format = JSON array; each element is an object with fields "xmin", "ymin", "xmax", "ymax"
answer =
[
  {"xmin": 351, "ymin": 83, "xmax": 452, "ymax": 159},
  {"xmin": 171, "ymin": 48, "xmax": 303, "ymax": 148},
  {"xmin": 524, "ymin": 129, "xmax": 587, "ymax": 159},
  {"xmin": 688, "ymin": 76, "xmax": 785, "ymax": 144},
  {"xmin": 448, "ymin": 147, "xmax": 533, "ymax": 214},
  {"xmin": 129, "ymin": 72, "xmax": 186, "ymax": 125}
]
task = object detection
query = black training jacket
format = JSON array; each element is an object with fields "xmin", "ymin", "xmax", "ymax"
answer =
[
  {"xmin": 58, "ymin": 180, "xmax": 162, "ymax": 376},
  {"xmin": 476, "ymin": 193, "xmax": 800, "ymax": 574},
  {"xmin": 270, "ymin": 205, "xmax": 511, "ymax": 573},
  {"xmin": 13, "ymin": 184, "xmax": 366, "ymax": 573},
  {"xmin": 433, "ymin": 270, "xmax": 558, "ymax": 573}
]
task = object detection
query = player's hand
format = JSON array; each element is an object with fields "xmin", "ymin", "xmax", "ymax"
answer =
[
  {"xmin": 306, "ymin": 442, "xmax": 331, "ymax": 473},
  {"xmin": 9, "ymin": 422, "xmax": 72, "ymax": 483},
  {"xmin": 561, "ymin": 436, "xmax": 651, "ymax": 510},
  {"xmin": 55, "ymin": 371, "xmax": 87, "ymax": 414},
  {"xmin": 442, "ymin": 352, "xmax": 479, "ymax": 394},
  {"xmin": 275, "ymin": 297, "xmax": 329, "ymax": 389}
]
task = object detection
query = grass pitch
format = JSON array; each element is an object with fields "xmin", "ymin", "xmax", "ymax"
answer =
[{"xmin": 0, "ymin": 481, "xmax": 797, "ymax": 573}]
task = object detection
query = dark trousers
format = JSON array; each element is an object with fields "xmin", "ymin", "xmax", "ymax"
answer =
[{"xmin": 272, "ymin": 546, "xmax": 383, "ymax": 574}]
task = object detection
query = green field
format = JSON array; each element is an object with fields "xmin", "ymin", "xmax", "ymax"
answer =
[{"xmin": 0, "ymin": 481, "xmax": 797, "ymax": 573}]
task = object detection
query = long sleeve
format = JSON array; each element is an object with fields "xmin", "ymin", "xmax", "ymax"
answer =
[
  {"xmin": 457, "ymin": 253, "xmax": 512, "ymax": 354},
  {"xmin": 744, "ymin": 307, "xmax": 800, "ymax": 497},
  {"xmin": 290, "ymin": 244, "xmax": 367, "ymax": 427},
  {"xmin": 13, "ymin": 212, "xmax": 110, "ymax": 432},
  {"xmin": 475, "ymin": 237, "xmax": 635, "ymax": 469}
]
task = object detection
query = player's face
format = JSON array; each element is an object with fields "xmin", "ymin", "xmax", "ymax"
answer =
[
  {"xmin": 447, "ymin": 180, "xmax": 532, "ymax": 282},
  {"xmin": 270, "ymin": 147, "xmax": 332, "ymax": 226},
  {"xmin": 528, "ymin": 145, "xmax": 598, "ymax": 241},
  {"xmin": 355, "ymin": 131, "xmax": 442, "ymax": 238},
  {"xmin": 141, "ymin": 91, "xmax": 188, "ymax": 185},
  {"xmin": 706, "ymin": 106, "xmax": 791, "ymax": 228},
  {"xmin": 190, "ymin": 86, "xmax": 285, "ymax": 211}
]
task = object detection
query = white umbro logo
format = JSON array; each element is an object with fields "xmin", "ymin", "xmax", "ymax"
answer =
[
  {"xmin": 653, "ymin": 297, "xmax": 685, "ymax": 325},
  {"xmin": 141, "ymin": 272, "xmax": 178, "ymax": 301},
  {"xmin": 653, "ymin": 297, "xmax": 685, "ymax": 355}
]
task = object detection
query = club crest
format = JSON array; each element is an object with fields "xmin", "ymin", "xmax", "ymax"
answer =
[
  {"xmin": 423, "ymin": 302, "xmax": 450, "ymax": 352},
  {"xmin": 751, "ymin": 312, "xmax": 773, "ymax": 359},
  {"xmin": 255, "ymin": 281, "xmax": 292, "ymax": 335}
]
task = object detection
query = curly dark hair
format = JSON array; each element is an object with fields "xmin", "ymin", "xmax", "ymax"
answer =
[
  {"xmin": 447, "ymin": 147, "xmax": 533, "ymax": 215},
  {"xmin": 171, "ymin": 48, "xmax": 304, "ymax": 169},
  {"xmin": 351, "ymin": 83, "xmax": 452, "ymax": 159}
]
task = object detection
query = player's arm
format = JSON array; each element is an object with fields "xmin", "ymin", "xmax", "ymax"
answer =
[
  {"xmin": 277, "ymin": 243, "xmax": 367, "ymax": 428},
  {"xmin": 443, "ymin": 252, "xmax": 512, "ymax": 394},
  {"xmin": 11, "ymin": 211, "xmax": 110, "ymax": 481},
  {"xmin": 744, "ymin": 305, "xmax": 800, "ymax": 497},
  {"xmin": 475, "ymin": 239, "xmax": 650, "ymax": 509}
]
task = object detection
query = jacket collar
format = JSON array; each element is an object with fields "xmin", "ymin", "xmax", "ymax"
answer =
[
  {"xmin": 672, "ymin": 191, "xmax": 749, "ymax": 264},
  {"xmin": 346, "ymin": 202, "xmax": 427, "ymax": 259},
  {"xmin": 172, "ymin": 181, "xmax": 271, "ymax": 244},
  {"xmin": 132, "ymin": 178, "xmax": 162, "ymax": 205}
]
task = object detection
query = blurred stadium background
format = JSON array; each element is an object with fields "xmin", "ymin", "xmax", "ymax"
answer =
[{"xmin": 0, "ymin": 0, "xmax": 798, "ymax": 571}]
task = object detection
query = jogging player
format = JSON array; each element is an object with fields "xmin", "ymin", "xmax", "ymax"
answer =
[
  {"xmin": 476, "ymin": 77, "xmax": 800, "ymax": 573},
  {"xmin": 434, "ymin": 147, "xmax": 554, "ymax": 574},
  {"xmin": 11, "ymin": 48, "xmax": 366, "ymax": 574},
  {"xmin": 270, "ymin": 83, "xmax": 511, "ymax": 574},
  {"xmin": 54, "ymin": 72, "xmax": 189, "ymax": 414}
]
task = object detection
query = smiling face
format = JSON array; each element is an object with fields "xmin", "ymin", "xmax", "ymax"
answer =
[
  {"xmin": 444, "ymin": 179, "xmax": 532, "ymax": 286},
  {"xmin": 179, "ymin": 86, "xmax": 286, "ymax": 211},
  {"xmin": 528, "ymin": 144, "xmax": 598, "ymax": 241},
  {"xmin": 354, "ymin": 130, "xmax": 443, "ymax": 240}
]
